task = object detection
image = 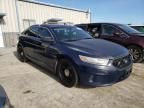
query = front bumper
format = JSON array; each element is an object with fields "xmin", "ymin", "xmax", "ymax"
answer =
[{"xmin": 77, "ymin": 63, "xmax": 132, "ymax": 87}]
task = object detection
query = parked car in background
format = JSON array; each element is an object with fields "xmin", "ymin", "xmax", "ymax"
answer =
[
  {"xmin": 130, "ymin": 25, "xmax": 144, "ymax": 33},
  {"xmin": 76, "ymin": 23, "xmax": 144, "ymax": 63},
  {"xmin": 0, "ymin": 85, "xmax": 11, "ymax": 108},
  {"xmin": 17, "ymin": 24, "xmax": 132, "ymax": 87}
]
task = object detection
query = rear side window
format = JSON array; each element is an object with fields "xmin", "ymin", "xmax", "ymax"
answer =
[
  {"xmin": 38, "ymin": 27, "xmax": 51, "ymax": 37},
  {"xmin": 30, "ymin": 26, "xmax": 39, "ymax": 34},
  {"xmin": 23, "ymin": 26, "xmax": 39, "ymax": 37}
]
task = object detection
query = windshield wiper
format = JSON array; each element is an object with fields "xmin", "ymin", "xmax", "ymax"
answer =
[{"xmin": 80, "ymin": 38, "xmax": 93, "ymax": 40}]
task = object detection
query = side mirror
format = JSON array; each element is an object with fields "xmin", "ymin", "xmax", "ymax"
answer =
[{"xmin": 41, "ymin": 37, "xmax": 54, "ymax": 43}]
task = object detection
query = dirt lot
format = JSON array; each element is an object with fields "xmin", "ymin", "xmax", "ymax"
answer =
[{"xmin": 0, "ymin": 47, "xmax": 144, "ymax": 108}]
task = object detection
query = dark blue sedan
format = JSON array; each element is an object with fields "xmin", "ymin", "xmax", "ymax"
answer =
[{"xmin": 17, "ymin": 24, "xmax": 133, "ymax": 87}]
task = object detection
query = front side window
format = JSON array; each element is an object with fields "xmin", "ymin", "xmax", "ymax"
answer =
[
  {"xmin": 102, "ymin": 24, "xmax": 119, "ymax": 36},
  {"xmin": 38, "ymin": 27, "xmax": 51, "ymax": 37},
  {"xmin": 51, "ymin": 26, "xmax": 93, "ymax": 41}
]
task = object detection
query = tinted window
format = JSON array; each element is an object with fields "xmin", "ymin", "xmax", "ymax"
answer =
[
  {"xmin": 51, "ymin": 26, "xmax": 93, "ymax": 41},
  {"xmin": 23, "ymin": 26, "xmax": 39, "ymax": 37},
  {"xmin": 30, "ymin": 26, "xmax": 39, "ymax": 34},
  {"xmin": 23, "ymin": 29, "xmax": 37, "ymax": 37},
  {"xmin": 87, "ymin": 24, "xmax": 101, "ymax": 37},
  {"xmin": 39, "ymin": 27, "xmax": 51, "ymax": 37},
  {"xmin": 102, "ymin": 24, "xmax": 119, "ymax": 36}
]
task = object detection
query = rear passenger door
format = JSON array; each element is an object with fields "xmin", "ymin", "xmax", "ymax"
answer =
[
  {"xmin": 33, "ymin": 27, "xmax": 57, "ymax": 71},
  {"xmin": 22, "ymin": 26, "xmax": 39, "ymax": 58}
]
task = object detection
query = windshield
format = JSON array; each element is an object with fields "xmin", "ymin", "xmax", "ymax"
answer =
[
  {"xmin": 118, "ymin": 24, "xmax": 141, "ymax": 34},
  {"xmin": 51, "ymin": 26, "xmax": 93, "ymax": 41}
]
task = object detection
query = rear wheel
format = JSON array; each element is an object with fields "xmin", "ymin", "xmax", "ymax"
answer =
[
  {"xmin": 57, "ymin": 59, "xmax": 78, "ymax": 88},
  {"xmin": 128, "ymin": 45, "xmax": 143, "ymax": 63},
  {"xmin": 17, "ymin": 45, "xmax": 27, "ymax": 62}
]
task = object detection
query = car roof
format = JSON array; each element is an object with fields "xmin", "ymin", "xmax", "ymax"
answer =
[
  {"xmin": 76, "ymin": 22, "xmax": 123, "ymax": 26},
  {"xmin": 39, "ymin": 24, "xmax": 74, "ymax": 28}
]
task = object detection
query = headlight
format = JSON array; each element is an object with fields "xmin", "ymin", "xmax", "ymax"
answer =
[{"xmin": 79, "ymin": 55, "xmax": 109, "ymax": 65}]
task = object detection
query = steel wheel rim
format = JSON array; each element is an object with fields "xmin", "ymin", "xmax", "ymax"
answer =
[{"xmin": 59, "ymin": 63, "xmax": 75, "ymax": 85}]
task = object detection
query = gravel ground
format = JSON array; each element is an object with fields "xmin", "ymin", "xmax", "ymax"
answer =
[{"xmin": 0, "ymin": 47, "xmax": 144, "ymax": 108}]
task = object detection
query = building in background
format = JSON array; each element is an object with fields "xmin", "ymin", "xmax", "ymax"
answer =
[{"xmin": 0, "ymin": 0, "xmax": 91, "ymax": 47}]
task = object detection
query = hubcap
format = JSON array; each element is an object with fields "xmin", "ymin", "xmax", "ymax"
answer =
[
  {"xmin": 59, "ymin": 62, "xmax": 75, "ymax": 86},
  {"xmin": 129, "ymin": 48, "xmax": 140, "ymax": 60},
  {"xmin": 64, "ymin": 69, "xmax": 70, "ymax": 77},
  {"xmin": 20, "ymin": 51, "xmax": 24, "ymax": 56}
]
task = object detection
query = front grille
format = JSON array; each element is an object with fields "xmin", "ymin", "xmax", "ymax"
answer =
[{"xmin": 113, "ymin": 55, "xmax": 132, "ymax": 68}]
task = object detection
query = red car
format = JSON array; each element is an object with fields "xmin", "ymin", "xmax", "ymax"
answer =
[{"xmin": 76, "ymin": 23, "xmax": 144, "ymax": 63}]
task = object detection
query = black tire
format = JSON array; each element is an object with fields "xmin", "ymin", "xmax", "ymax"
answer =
[
  {"xmin": 128, "ymin": 45, "xmax": 143, "ymax": 63},
  {"xmin": 17, "ymin": 45, "xmax": 27, "ymax": 62},
  {"xmin": 57, "ymin": 59, "xmax": 78, "ymax": 88}
]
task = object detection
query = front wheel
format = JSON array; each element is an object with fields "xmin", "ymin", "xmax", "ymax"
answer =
[
  {"xmin": 57, "ymin": 59, "xmax": 78, "ymax": 88},
  {"xmin": 128, "ymin": 45, "xmax": 143, "ymax": 63}
]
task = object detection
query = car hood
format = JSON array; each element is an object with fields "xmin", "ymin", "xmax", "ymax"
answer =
[{"xmin": 63, "ymin": 39, "xmax": 129, "ymax": 58}]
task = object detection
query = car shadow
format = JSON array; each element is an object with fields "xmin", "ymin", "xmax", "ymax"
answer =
[
  {"xmin": 13, "ymin": 51, "xmax": 144, "ymax": 89},
  {"xmin": 13, "ymin": 51, "xmax": 60, "ymax": 83},
  {"xmin": 13, "ymin": 51, "xmax": 96, "ymax": 89}
]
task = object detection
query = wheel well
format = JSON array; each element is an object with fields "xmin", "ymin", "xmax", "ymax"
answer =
[
  {"xmin": 55, "ymin": 55, "xmax": 69, "ymax": 74},
  {"xmin": 55, "ymin": 54, "xmax": 80, "ymax": 79}
]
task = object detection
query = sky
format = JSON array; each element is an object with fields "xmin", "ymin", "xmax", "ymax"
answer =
[{"xmin": 39, "ymin": 0, "xmax": 144, "ymax": 24}]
